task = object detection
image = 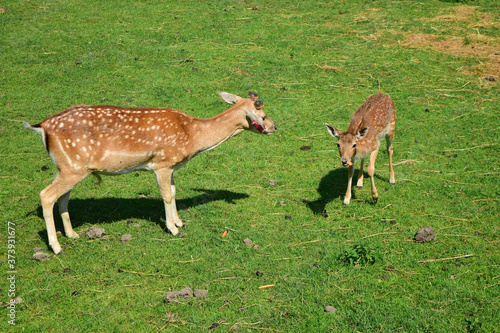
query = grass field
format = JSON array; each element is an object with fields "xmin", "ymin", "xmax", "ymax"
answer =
[{"xmin": 1, "ymin": 0, "xmax": 499, "ymax": 331}]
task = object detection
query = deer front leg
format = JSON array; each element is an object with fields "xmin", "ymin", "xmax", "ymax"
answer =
[
  {"xmin": 344, "ymin": 164, "xmax": 355, "ymax": 205},
  {"xmin": 356, "ymin": 158, "xmax": 364, "ymax": 188},
  {"xmin": 170, "ymin": 174, "xmax": 183, "ymax": 228},
  {"xmin": 155, "ymin": 168, "xmax": 179, "ymax": 235},
  {"xmin": 368, "ymin": 150, "xmax": 379, "ymax": 203},
  {"xmin": 58, "ymin": 190, "xmax": 79, "ymax": 239}
]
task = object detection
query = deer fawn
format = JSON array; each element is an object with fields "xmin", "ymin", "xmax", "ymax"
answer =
[
  {"xmin": 24, "ymin": 91, "xmax": 276, "ymax": 254},
  {"xmin": 325, "ymin": 93, "xmax": 396, "ymax": 205}
]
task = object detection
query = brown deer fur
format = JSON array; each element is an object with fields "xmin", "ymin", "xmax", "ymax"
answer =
[
  {"xmin": 325, "ymin": 93, "xmax": 396, "ymax": 205},
  {"xmin": 25, "ymin": 92, "xmax": 276, "ymax": 254}
]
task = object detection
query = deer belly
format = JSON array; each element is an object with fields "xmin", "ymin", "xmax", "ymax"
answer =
[{"xmin": 92, "ymin": 150, "xmax": 155, "ymax": 175}]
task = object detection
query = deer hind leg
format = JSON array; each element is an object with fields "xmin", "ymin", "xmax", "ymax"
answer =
[
  {"xmin": 154, "ymin": 168, "xmax": 180, "ymax": 235},
  {"xmin": 170, "ymin": 174, "xmax": 183, "ymax": 228},
  {"xmin": 58, "ymin": 190, "xmax": 79, "ymax": 239},
  {"xmin": 343, "ymin": 164, "xmax": 355, "ymax": 206},
  {"xmin": 356, "ymin": 158, "xmax": 365, "ymax": 188},
  {"xmin": 368, "ymin": 149, "xmax": 379, "ymax": 203},
  {"xmin": 385, "ymin": 134, "xmax": 395, "ymax": 185},
  {"xmin": 40, "ymin": 172, "xmax": 88, "ymax": 254}
]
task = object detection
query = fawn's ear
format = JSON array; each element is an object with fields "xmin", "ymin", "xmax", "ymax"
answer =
[
  {"xmin": 325, "ymin": 123, "xmax": 341, "ymax": 139},
  {"xmin": 218, "ymin": 91, "xmax": 241, "ymax": 104},
  {"xmin": 356, "ymin": 127, "xmax": 369, "ymax": 140}
]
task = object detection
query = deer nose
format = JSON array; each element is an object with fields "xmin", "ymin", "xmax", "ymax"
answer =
[{"xmin": 341, "ymin": 159, "xmax": 349, "ymax": 167}]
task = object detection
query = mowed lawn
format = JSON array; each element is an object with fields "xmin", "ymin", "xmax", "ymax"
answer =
[{"xmin": 0, "ymin": 0, "xmax": 498, "ymax": 332}]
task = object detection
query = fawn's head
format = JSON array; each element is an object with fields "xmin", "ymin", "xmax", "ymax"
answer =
[
  {"xmin": 218, "ymin": 91, "xmax": 277, "ymax": 135},
  {"xmin": 325, "ymin": 123, "xmax": 369, "ymax": 167}
]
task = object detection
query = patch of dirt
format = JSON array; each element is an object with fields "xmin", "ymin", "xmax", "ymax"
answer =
[
  {"xmin": 166, "ymin": 287, "xmax": 208, "ymax": 302},
  {"xmin": 414, "ymin": 226, "xmax": 437, "ymax": 242},
  {"xmin": 33, "ymin": 251, "xmax": 50, "ymax": 261},
  {"xmin": 86, "ymin": 227, "xmax": 105, "ymax": 239},
  {"xmin": 120, "ymin": 234, "xmax": 132, "ymax": 243},
  {"xmin": 402, "ymin": 5, "xmax": 500, "ymax": 79}
]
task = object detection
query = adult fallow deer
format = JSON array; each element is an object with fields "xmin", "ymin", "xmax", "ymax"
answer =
[
  {"xmin": 24, "ymin": 91, "xmax": 276, "ymax": 254},
  {"xmin": 325, "ymin": 93, "xmax": 396, "ymax": 205}
]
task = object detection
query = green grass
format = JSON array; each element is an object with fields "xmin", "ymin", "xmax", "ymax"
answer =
[{"xmin": 1, "ymin": 0, "xmax": 499, "ymax": 331}]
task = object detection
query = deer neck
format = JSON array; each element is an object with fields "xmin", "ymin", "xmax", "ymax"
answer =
[{"xmin": 189, "ymin": 108, "xmax": 246, "ymax": 156}]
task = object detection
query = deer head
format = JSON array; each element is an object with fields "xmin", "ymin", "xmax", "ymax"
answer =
[{"xmin": 325, "ymin": 123, "xmax": 369, "ymax": 166}]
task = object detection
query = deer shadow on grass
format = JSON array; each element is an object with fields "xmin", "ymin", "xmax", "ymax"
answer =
[
  {"xmin": 31, "ymin": 188, "xmax": 249, "ymax": 245},
  {"xmin": 304, "ymin": 166, "xmax": 389, "ymax": 215}
]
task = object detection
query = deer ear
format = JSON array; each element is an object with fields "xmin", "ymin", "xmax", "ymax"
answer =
[
  {"xmin": 356, "ymin": 127, "xmax": 369, "ymax": 140},
  {"xmin": 325, "ymin": 123, "xmax": 341, "ymax": 139},
  {"xmin": 218, "ymin": 91, "xmax": 241, "ymax": 104}
]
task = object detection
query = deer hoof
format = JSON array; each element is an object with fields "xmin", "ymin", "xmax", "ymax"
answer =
[
  {"xmin": 373, "ymin": 197, "xmax": 378, "ymax": 204},
  {"xmin": 51, "ymin": 243, "xmax": 62, "ymax": 255},
  {"xmin": 66, "ymin": 231, "xmax": 80, "ymax": 239},
  {"xmin": 356, "ymin": 185, "xmax": 363, "ymax": 189},
  {"xmin": 390, "ymin": 182, "xmax": 395, "ymax": 186}
]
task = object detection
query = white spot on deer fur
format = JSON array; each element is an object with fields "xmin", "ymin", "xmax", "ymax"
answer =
[
  {"xmin": 71, "ymin": 142, "xmax": 76, "ymax": 147},
  {"xmin": 75, "ymin": 154, "xmax": 80, "ymax": 160},
  {"xmin": 59, "ymin": 122, "xmax": 64, "ymax": 128}
]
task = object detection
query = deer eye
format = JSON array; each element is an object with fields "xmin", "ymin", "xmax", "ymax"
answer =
[{"xmin": 352, "ymin": 144, "xmax": 357, "ymax": 148}]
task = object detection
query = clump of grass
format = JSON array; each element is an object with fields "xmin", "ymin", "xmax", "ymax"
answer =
[{"xmin": 338, "ymin": 243, "xmax": 381, "ymax": 266}]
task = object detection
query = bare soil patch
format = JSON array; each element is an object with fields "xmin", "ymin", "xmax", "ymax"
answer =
[{"xmin": 402, "ymin": 6, "xmax": 500, "ymax": 78}]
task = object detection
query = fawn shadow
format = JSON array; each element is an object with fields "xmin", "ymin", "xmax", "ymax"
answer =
[
  {"xmin": 31, "ymin": 188, "xmax": 249, "ymax": 245},
  {"xmin": 303, "ymin": 165, "xmax": 387, "ymax": 214},
  {"xmin": 305, "ymin": 164, "xmax": 392, "ymax": 214},
  {"xmin": 304, "ymin": 168, "xmax": 349, "ymax": 215}
]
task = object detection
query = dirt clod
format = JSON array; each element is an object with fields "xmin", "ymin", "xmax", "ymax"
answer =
[
  {"xmin": 300, "ymin": 145, "xmax": 311, "ymax": 151},
  {"xmin": 86, "ymin": 227, "xmax": 105, "ymax": 239},
  {"xmin": 167, "ymin": 287, "xmax": 207, "ymax": 302},
  {"xmin": 485, "ymin": 75, "xmax": 496, "ymax": 81},
  {"xmin": 268, "ymin": 179, "xmax": 278, "ymax": 186},
  {"xmin": 33, "ymin": 251, "xmax": 50, "ymax": 261},
  {"xmin": 415, "ymin": 226, "xmax": 437, "ymax": 242},
  {"xmin": 194, "ymin": 289, "xmax": 208, "ymax": 299},
  {"xmin": 243, "ymin": 238, "xmax": 253, "ymax": 247},
  {"xmin": 209, "ymin": 323, "xmax": 219, "ymax": 330},
  {"xmin": 166, "ymin": 287, "xmax": 194, "ymax": 302},
  {"xmin": 324, "ymin": 305, "xmax": 337, "ymax": 313},
  {"xmin": 121, "ymin": 234, "xmax": 132, "ymax": 243}
]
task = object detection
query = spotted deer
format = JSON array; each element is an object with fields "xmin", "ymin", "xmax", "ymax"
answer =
[
  {"xmin": 24, "ymin": 91, "xmax": 276, "ymax": 254},
  {"xmin": 325, "ymin": 93, "xmax": 396, "ymax": 205}
]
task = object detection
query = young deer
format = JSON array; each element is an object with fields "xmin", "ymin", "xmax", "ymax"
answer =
[
  {"xmin": 24, "ymin": 91, "xmax": 276, "ymax": 254},
  {"xmin": 325, "ymin": 93, "xmax": 396, "ymax": 205}
]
